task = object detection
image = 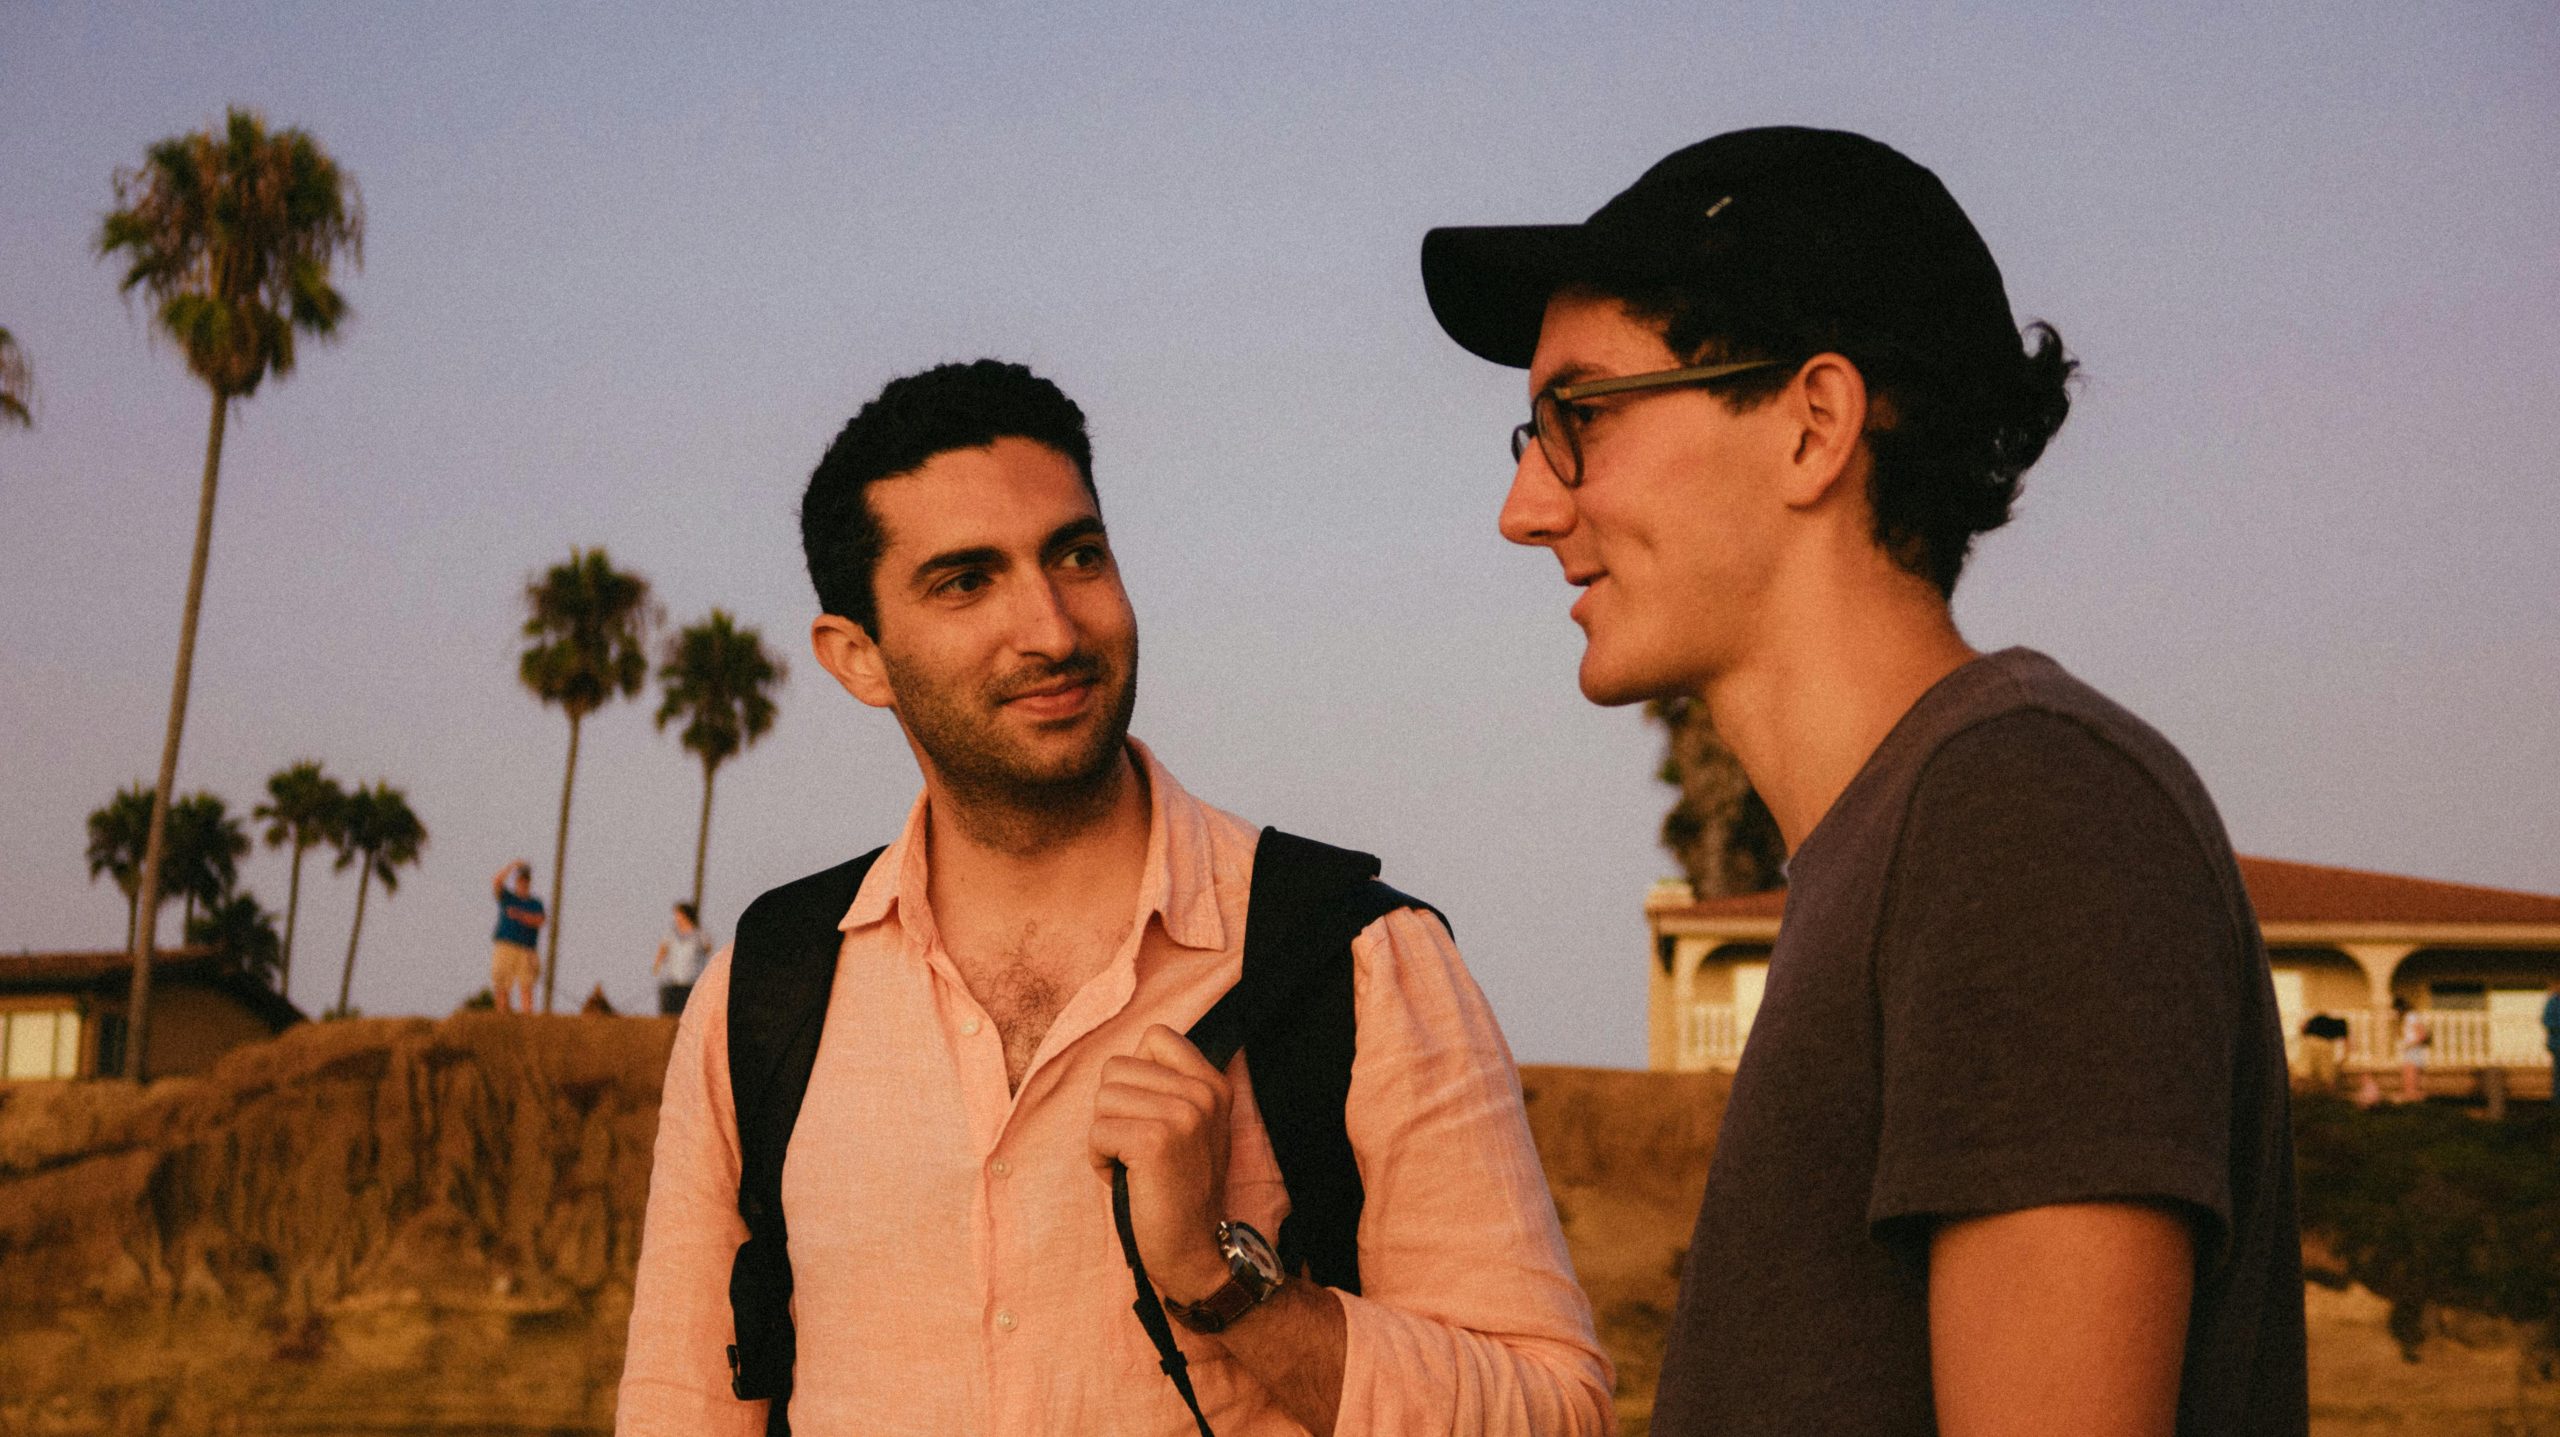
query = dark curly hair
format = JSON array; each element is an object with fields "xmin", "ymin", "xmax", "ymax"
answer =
[
  {"xmin": 1577, "ymin": 265, "xmax": 2077, "ymax": 598},
  {"xmin": 800, "ymin": 359, "xmax": 1096, "ymax": 635}
]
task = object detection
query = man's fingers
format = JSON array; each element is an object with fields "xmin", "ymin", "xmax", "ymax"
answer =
[
  {"xmin": 1088, "ymin": 1108, "xmax": 1201, "ymax": 1172},
  {"xmin": 1134, "ymin": 1023, "xmax": 1224, "ymax": 1081},
  {"xmin": 1093, "ymin": 1080, "xmax": 1216, "ymax": 1130},
  {"xmin": 1099, "ymin": 1054, "xmax": 1222, "ymax": 1113}
]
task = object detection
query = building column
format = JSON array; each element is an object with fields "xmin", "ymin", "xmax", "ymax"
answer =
[{"xmin": 2341, "ymin": 943, "xmax": 2418, "ymax": 1011}]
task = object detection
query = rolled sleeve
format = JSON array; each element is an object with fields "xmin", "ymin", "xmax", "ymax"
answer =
[
  {"xmin": 1867, "ymin": 714, "xmax": 2241, "ymax": 1253},
  {"xmin": 616, "ymin": 949, "xmax": 765, "ymax": 1437},
  {"xmin": 1330, "ymin": 907, "xmax": 1615, "ymax": 1437}
]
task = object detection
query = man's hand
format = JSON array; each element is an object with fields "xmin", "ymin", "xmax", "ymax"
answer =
[{"xmin": 1088, "ymin": 1024, "xmax": 1233, "ymax": 1303}]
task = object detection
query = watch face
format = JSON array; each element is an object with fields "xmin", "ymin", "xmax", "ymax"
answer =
[{"xmin": 1219, "ymin": 1220, "xmax": 1284, "ymax": 1290}]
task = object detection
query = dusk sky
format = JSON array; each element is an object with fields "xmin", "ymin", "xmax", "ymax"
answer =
[{"xmin": 4, "ymin": 2, "xmax": 2554, "ymax": 1066}]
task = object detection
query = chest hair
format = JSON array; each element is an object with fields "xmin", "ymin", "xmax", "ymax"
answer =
[{"xmin": 955, "ymin": 919, "xmax": 1122, "ymax": 1092}]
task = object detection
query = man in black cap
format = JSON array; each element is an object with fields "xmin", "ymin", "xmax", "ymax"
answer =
[{"xmin": 1422, "ymin": 128, "xmax": 2307, "ymax": 1436}]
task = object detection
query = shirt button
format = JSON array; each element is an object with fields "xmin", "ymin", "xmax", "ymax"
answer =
[
  {"xmin": 991, "ymin": 1159, "xmax": 1011, "ymax": 1178},
  {"xmin": 995, "ymin": 1309, "xmax": 1016, "ymax": 1332},
  {"xmin": 961, "ymin": 1017, "xmax": 983, "ymax": 1036}
]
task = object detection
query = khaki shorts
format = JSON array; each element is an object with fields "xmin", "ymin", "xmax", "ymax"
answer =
[{"xmin": 491, "ymin": 940, "xmax": 540, "ymax": 991}]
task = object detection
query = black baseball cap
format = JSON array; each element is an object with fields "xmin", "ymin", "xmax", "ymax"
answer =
[{"xmin": 1421, "ymin": 126, "xmax": 2023, "ymax": 372}]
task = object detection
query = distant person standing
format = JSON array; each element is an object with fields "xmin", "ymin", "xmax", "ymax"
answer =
[
  {"xmin": 651, "ymin": 901, "xmax": 710, "ymax": 1016},
  {"xmin": 2394, "ymin": 995, "xmax": 2430, "ymax": 1102},
  {"xmin": 491, "ymin": 861, "xmax": 545, "ymax": 1014}
]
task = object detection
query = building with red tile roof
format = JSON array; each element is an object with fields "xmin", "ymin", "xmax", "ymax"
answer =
[{"xmin": 1644, "ymin": 857, "xmax": 2560, "ymax": 1093}]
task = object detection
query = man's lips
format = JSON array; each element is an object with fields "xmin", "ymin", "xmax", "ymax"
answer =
[
  {"xmin": 1000, "ymin": 674, "xmax": 1097, "ymax": 719},
  {"xmin": 1565, "ymin": 569, "xmax": 1606, "ymax": 625}
]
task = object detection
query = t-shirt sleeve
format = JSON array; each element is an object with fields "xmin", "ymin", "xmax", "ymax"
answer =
[{"xmin": 1867, "ymin": 710, "xmax": 2242, "ymax": 1253}]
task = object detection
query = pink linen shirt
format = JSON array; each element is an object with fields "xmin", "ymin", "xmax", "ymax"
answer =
[{"xmin": 616, "ymin": 744, "xmax": 1611, "ymax": 1436}]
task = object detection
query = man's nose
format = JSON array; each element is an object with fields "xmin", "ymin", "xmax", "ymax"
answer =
[
  {"xmin": 1011, "ymin": 573, "xmax": 1081, "ymax": 658},
  {"xmin": 1497, "ymin": 445, "xmax": 1576, "ymax": 548}
]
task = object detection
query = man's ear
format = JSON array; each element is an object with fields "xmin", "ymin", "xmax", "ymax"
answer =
[
  {"xmin": 812, "ymin": 614, "xmax": 896, "ymax": 710},
  {"xmin": 1777, "ymin": 352, "xmax": 1870, "ymax": 511}
]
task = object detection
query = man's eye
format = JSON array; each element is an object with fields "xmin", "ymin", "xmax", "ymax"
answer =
[
  {"xmin": 935, "ymin": 571, "xmax": 990, "ymax": 597},
  {"xmin": 1563, "ymin": 400, "xmax": 1604, "ymax": 428},
  {"xmin": 1059, "ymin": 543, "xmax": 1108, "ymax": 571}
]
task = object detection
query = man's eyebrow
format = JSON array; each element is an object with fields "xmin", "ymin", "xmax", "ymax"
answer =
[
  {"xmin": 1039, "ymin": 516, "xmax": 1108, "ymax": 562},
  {"xmin": 1533, "ymin": 362, "xmax": 1605, "ymax": 395},
  {"xmin": 908, "ymin": 544, "xmax": 1006, "ymax": 588}
]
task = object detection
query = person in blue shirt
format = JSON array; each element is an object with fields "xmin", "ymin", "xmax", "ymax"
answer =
[
  {"xmin": 490, "ymin": 861, "xmax": 545, "ymax": 1013},
  {"xmin": 2543, "ymin": 981, "xmax": 2560, "ymax": 1072}
]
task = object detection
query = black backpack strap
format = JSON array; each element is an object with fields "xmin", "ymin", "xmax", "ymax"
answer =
[
  {"xmin": 1114, "ymin": 826, "xmax": 1436, "ymax": 1437},
  {"xmin": 1184, "ymin": 826, "xmax": 1441, "ymax": 1295},
  {"xmin": 725, "ymin": 848, "xmax": 884, "ymax": 1437}
]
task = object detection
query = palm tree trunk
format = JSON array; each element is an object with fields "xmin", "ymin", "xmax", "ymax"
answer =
[
  {"xmin": 691, "ymin": 757, "xmax": 718, "ymax": 917},
  {"xmin": 542, "ymin": 711, "xmax": 582, "ymax": 1014},
  {"xmin": 280, "ymin": 835, "xmax": 306, "ymax": 997},
  {"xmin": 122, "ymin": 387, "xmax": 228, "ymax": 1080},
  {"xmin": 337, "ymin": 852, "xmax": 374, "ymax": 1017},
  {"xmin": 125, "ymin": 891, "xmax": 138, "ymax": 951}
]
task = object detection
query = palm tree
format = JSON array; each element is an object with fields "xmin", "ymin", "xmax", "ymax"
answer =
[
  {"xmin": 519, "ymin": 549, "xmax": 654, "ymax": 1013},
  {"xmin": 1648, "ymin": 697, "xmax": 1786, "ymax": 899},
  {"xmin": 98, "ymin": 108, "xmax": 363, "ymax": 1078},
  {"xmin": 254, "ymin": 760, "xmax": 345, "ymax": 999},
  {"xmin": 84, "ymin": 785, "xmax": 245, "ymax": 945},
  {"xmin": 162, "ymin": 792, "xmax": 249, "ymax": 929},
  {"xmin": 330, "ymin": 782, "xmax": 426, "ymax": 1017},
  {"xmin": 87, "ymin": 783, "xmax": 159, "ymax": 946},
  {"xmin": 187, "ymin": 892, "xmax": 283, "ymax": 988},
  {"xmin": 657, "ymin": 610, "xmax": 785, "ymax": 918},
  {"xmin": 0, "ymin": 325, "xmax": 31, "ymax": 429}
]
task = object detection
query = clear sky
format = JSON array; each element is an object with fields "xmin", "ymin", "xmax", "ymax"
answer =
[{"xmin": 3, "ymin": 1, "xmax": 2554, "ymax": 1066}]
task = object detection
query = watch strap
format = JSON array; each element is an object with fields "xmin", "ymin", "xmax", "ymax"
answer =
[
  {"xmin": 1164, "ymin": 1223, "xmax": 1284, "ymax": 1335},
  {"xmin": 1164, "ymin": 1272, "xmax": 1267, "ymax": 1335}
]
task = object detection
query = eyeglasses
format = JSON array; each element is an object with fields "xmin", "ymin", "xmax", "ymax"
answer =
[{"xmin": 1510, "ymin": 359, "xmax": 1789, "ymax": 488}]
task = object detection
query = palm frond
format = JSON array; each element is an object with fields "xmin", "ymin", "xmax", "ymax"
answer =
[
  {"xmin": 0, "ymin": 326, "xmax": 32, "ymax": 428},
  {"xmin": 254, "ymin": 760, "xmax": 347, "ymax": 849},
  {"xmin": 98, "ymin": 106, "xmax": 363, "ymax": 398},
  {"xmin": 520, "ymin": 548, "xmax": 658, "ymax": 717},
  {"xmin": 332, "ymin": 782, "xmax": 428, "ymax": 892},
  {"xmin": 655, "ymin": 608, "xmax": 787, "ymax": 771}
]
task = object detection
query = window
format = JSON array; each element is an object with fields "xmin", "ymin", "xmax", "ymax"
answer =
[
  {"xmin": 95, "ymin": 1013, "xmax": 126, "ymax": 1078},
  {"xmin": 2, "ymin": 1008, "xmax": 82, "ymax": 1081}
]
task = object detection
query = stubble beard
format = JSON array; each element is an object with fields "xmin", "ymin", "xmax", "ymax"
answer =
[{"xmin": 884, "ymin": 635, "xmax": 1141, "ymax": 855}]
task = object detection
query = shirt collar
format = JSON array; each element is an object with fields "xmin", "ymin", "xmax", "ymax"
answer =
[{"xmin": 836, "ymin": 736, "xmax": 1228, "ymax": 955}]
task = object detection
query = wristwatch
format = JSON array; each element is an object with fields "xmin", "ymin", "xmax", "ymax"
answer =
[{"xmin": 1162, "ymin": 1220, "xmax": 1285, "ymax": 1334}]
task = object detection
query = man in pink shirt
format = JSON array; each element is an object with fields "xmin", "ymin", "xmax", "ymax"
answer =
[{"xmin": 617, "ymin": 360, "xmax": 1610, "ymax": 1436}]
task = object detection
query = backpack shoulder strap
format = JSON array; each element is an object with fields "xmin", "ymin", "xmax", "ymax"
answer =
[
  {"xmin": 724, "ymin": 848, "xmax": 884, "ymax": 1433},
  {"xmin": 1184, "ymin": 827, "xmax": 1445, "ymax": 1297}
]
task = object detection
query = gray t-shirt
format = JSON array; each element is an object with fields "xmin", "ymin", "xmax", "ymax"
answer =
[{"xmin": 1650, "ymin": 648, "xmax": 2307, "ymax": 1436}]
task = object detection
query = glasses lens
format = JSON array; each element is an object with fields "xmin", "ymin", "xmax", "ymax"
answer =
[{"xmin": 1534, "ymin": 391, "xmax": 1579, "ymax": 486}]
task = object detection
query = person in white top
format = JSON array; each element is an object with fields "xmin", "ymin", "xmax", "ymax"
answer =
[
  {"xmin": 2394, "ymin": 995, "xmax": 2430, "ymax": 1102},
  {"xmin": 653, "ymin": 901, "xmax": 712, "ymax": 1016}
]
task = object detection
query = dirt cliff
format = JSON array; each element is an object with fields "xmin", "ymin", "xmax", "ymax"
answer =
[
  {"xmin": 0, "ymin": 1014, "xmax": 673, "ymax": 1436},
  {"xmin": 3, "ymin": 1018, "xmax": 2551, "ymax": 1435}
]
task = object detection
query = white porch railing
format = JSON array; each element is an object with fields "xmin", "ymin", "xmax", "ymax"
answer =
[
  {"xmin": 1672, "ymin": 1001, "xmax": 2555, "ymax": 1074},
  {"xmin": 2324, "ymin": 1008, "xmax": 2554, "ymax": 1069},
  {"xmin": 1674, "ymin": 1003, "xmax": 1746, "ymax": 1071}
]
